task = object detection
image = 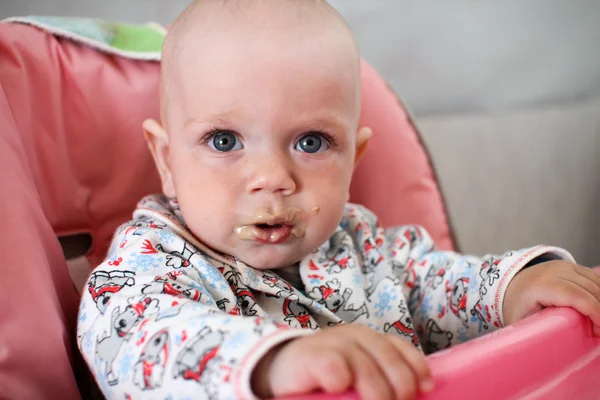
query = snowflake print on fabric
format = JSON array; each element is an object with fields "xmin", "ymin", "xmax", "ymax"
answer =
[
  {"xmin": 456, "ymin": 328, "xmax": 470, "ymax": 343},
  {"xmin": 420, "ymin": 294, "xmax": 434, "ymax": 316},
  {"xmin": 352, "ymin": 271, "xmax": 363, "ymax": 287},
  {"xmin": 449, "ymin": 256, "xmax": 473, "ymax": 279},
  {"xmin": 243, "ymin": 270, "xmax": 261, "ymax": 287},
  {"xmin": 94, "ymin": 353, "xmax": 112, "ymax": 393},
  {"xmin": 126, "ymin": 251, "xmax": 163, "ymax": 272},
  {"xmin": 186, "ymin": 280, "xmax": 214, "ymax": 305},
  {"xmin": 96, "ymin": 372, "xmax": 113, "ymax": 397},
  {"xmin": 373, "ymin": 283, "xmax": 398, "ymax": 318},
  {"xmin": 468, "ymin": 261, "xmax": 482, "ymax": 295},
  {"xmin": 226, "ymin": 330, "xmax": 250, "ymax": 351},
  {"xmin": 175, "ymin": 303, "xmax": 219, "ymax": 327},
  {"xmin": 82, "ymin": 332, "xmax": 94, "ymax": 354},
  {"xmin": 155, "ymin": 229, "xmax": 178, "ymax": 246},
  {"xmin": 78, "ymin": 301, "xmax": 88, "ymax": 324},
  {"xmin": 116, "ymin": 346, "xmax": 135, "ymax": 382},
  {"xmin": 365, "ymin": 321, "xmax": 381, "ymax": 332},
  {"xmin": 198, "ymin": 262, "xmax": 229, "ymax": 291},
  {"xmin": 185, "ymin": 313, "xmax": 214, "ymax": 331},
  {"xmin": 446, "ymin": 270, "xmax": 458, "ymax": 289}
]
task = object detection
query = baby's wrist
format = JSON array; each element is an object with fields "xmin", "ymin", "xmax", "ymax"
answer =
[{"xmin": 250, "ymin": 341, "xmax": 289, "ymax": 399}]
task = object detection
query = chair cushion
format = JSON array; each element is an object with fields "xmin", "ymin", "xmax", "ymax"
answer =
[{"xmin": 0, "ymin": 22, "xmax": 454, "ymax": 398}]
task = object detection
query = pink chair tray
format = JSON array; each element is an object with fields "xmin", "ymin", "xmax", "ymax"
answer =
[{"xmin": 277, "ymin": 268, "xmax": 600, "ymax": 400}]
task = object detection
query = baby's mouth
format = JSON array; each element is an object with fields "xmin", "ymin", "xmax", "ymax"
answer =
[
  {"xmin": 234, "ymin": 207, "xmax": 308, "ymax": 244},
  {"xmin": 238, "ymin": 223, "xmax": 293, "ymax": 244}
]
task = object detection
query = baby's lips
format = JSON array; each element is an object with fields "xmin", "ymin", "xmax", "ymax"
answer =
[
  {"xmin": 257, "ymin": 225, "xmax": 293, "ymax": 244},
  {"xmin": 250, "ymin": 206, "xmax": 306, "ymax": 226},
  {"xmin": 233, "ymin": 206, "xmax": 315, "ymax": 241},
  {"xmin": 234, "ymin": 224, "xmax": 294, "ymax": 243}
]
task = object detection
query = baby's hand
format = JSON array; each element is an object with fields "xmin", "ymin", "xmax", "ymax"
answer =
[
  {"xmin": 251, "ymin": 325, "xmax": 433, "ymax": 400},
  {"xmin": 503, "ymin": 261, "xmax": 600, "ymax": 336}
]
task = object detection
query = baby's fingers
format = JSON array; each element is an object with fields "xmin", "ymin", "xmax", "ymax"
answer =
[
  {"xmin": 387, "ymin": 336, "xmax": 434, "ymax": 393},
  {"xmin": 348, "ymin": 346, "xmax": 395, "ymax": 400},
  {"xmin": 573, "ymin": 266, "xmax": 600, "ymax": 298},
  {"xmin": 308, "ymin": 350, "xmax": 353, "ymax": 394},
  {"xmin": 359, "ymin": 335, "xmax": 424, "ymax": 399},
  {"xmin": 554, "ymin": 278, "xmax": 600, "ymax": 334},
  {"xmin": 575, "ymin": 267, "xmax": 600, "ymax": 336},
  {"xmin": 268, "ymin": 347, "xmax": 352, "ymax": 396}
]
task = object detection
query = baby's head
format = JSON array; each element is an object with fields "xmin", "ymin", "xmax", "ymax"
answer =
[{"xmin": 144, "ymin": 0, "xmax": 371, "ymax": 270}]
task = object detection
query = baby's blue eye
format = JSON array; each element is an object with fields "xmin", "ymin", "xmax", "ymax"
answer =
[
  {"xmin": 208, "ymin": 131, "xmax": 243, "ymax": 152},
  {"xmin": 295, "ymin": 133, "xmax": 330, "ymax": 153}
]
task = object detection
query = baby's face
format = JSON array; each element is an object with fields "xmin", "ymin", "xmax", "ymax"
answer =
[{"xmin": 147, "ymin": 3, "xmax": 368, "ymax": 269}]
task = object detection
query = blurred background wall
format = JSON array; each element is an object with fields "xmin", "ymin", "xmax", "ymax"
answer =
[{"xmin": 2, "ymin": 0, "xmax": 600, "ymax": 265}]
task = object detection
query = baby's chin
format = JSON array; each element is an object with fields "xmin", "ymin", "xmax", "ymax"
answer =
[{"xmin": 232, "ymin": 246, "xmax": 308, "ymax": 270}]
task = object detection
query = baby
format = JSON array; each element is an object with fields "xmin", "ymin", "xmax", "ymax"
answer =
[{"xmin": 77, "ymin": 1, "xmax": 600, "ymax": 399}]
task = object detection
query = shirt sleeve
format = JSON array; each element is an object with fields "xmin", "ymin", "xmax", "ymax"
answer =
[
  {"xmin": 77, "ymin": 224, "xmax": 311, "ymax": 400},
  {"xmin": 384, "ymin": 224, "xmax": 575, "ymax": 353}
]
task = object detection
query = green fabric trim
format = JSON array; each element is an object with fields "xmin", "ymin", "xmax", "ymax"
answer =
[
  {"xmin": 2, "ymin": 16, "xmax": 166, "ymax": 60},
  {"xmin": 100, "ymin": 21, "xmax": 165, "ymax": 53}
]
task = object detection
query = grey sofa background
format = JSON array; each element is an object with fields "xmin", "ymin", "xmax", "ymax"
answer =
[{"xmin": 3, "ymin": 0, "xmax": 599, "ymax": 265}]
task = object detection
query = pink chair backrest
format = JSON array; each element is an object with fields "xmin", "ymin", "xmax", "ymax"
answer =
[{"xmin": 0, "ymin": 22, "xmax": 454, "ymax": 398}]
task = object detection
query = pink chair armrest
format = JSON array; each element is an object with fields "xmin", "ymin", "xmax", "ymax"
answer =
[{"xmin": 276, "ymin": 267, "xmax": 600, "ymax": 400}]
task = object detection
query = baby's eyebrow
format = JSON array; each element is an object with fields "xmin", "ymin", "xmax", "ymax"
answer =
[
  {"xmin": 182, "ymin": 111, "xmax": 350, "ymax": 135},
  {"xmin": 184, "ymin": 112, "xmax": 241, "ymax": 129},
  {"xmin": 302, "ymin": 114, "xmax": 349, "ymax": 133}
]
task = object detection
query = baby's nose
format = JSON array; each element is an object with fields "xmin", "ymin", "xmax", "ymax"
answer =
[{"xmin": 246, "ymin": 155, "xmax": 296, "ymax": 196}]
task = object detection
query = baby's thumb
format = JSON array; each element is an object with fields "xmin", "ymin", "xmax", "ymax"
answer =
[
  {"xmin": 270, "ymin": 354, "xmax": 352, "ymax": 398},
  {"xmin": 268, "ymin": 364, "xmax": 323, "ymax": 397}
]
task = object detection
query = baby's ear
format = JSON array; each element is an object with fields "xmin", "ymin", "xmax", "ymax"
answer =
[
  {"xmin": 143, "ymin": 119, "xmax": 176, "ymax": 197},
  {"xmin": 354, "ymin": 126, "xmax": 372, "ymax": 166}
]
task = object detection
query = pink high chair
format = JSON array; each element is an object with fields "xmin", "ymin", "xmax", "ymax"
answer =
[{"xmin": 0, "ymin": 22, "xmax": 598, "ymax": 400}]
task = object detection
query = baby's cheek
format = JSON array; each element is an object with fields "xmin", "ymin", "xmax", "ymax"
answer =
[
  {"xmin": 311, "ymin": 163, "xmax": 350, "ymax": 209},
  {"xmin": 176, "ymin": 184, "xmax": 233, "ymax": 236},
  {"xmin": 310, "ymin": 200, "xmax": 346, "ymax": 247},
  {"xmin": 314, "ymin": 160, "xmax": 352, "ymax": 190}
]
